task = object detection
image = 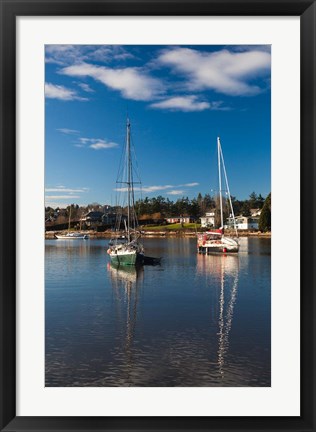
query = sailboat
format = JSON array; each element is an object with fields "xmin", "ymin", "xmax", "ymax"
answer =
[
  {"xmin": 55, "ymin": 207, "xmax": 89, "ymax": 239},
  {"xmin": 107, "ymin": 119, "xmax": 144, "ymax": 266},
  {"xmin": 197, "ymin": 137, "xmax": 239, "ymax": 254}
]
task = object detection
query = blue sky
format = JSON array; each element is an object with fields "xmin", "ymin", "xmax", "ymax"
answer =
[{"xmin": 45, "ymin": 45, "xmax": 271, "ymax": 208}]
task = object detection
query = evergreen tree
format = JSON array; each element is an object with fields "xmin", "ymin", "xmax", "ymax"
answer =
[
  {"xmin": 249, "ymin": 191, "xmax": 258, "ymax": 207},
  {"xmin": 241, "ymin": 201, "xmax": 251, "ymax": 217},
  {"xmin": 257, "ymin": 193, "xmax": 265, "ymax": 208},
  {"xmin": 197, "ymin": 192, "xmax": 204, "ymax": 215},
  {"xmin": 204, "ymin": 193, "xmax": 214, "ymax": 210},
  {"xmin": 189, "ymin": 198, "xmax": 200, "ymax": 219},
  {"xmin": 259, "ymin": 193, "xmax": 271, "ymax": 232},
  {"xmin": 230, "ymin": 195, "xmax": 241, "ymax": 216}
]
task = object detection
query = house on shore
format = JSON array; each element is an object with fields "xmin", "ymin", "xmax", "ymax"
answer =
[
  {"xmin": 225, "ymin": 214, "xmax": 261, "ymax": 230},
  {"xmin": 250, "ymin": 208, "xmax": 262, "ymax": 218},
  {"xmin": 80, "ymin": 211, "xmax": 104, "ymax": 227},
  {"xmin": 200, "ymin": 210, "xmax": 216, "ymax": 228},
  {"xmin": 201, "ymin": 208, "xmax": 262, "ymax": 230},
  {"xmin": 165, "ymin": 216, "xmax": 195, "ymax": 224},
  {"xmin": 80, "ymin": 206, "xmax": 121, "ymax": 227}
]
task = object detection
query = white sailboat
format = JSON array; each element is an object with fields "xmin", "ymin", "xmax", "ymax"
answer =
[
  {"xmin": 55, "ymin": 232, "xmax": 89, "ymax": 239},
  {"xmin": 197, "ymin": 137, "xmax": 239, "ymax": 254},
  {"xmin": 55, "ymin": 207, "xmax": 89, "ymax": 240},
  {"xmin": 107, "ymin": 119, "xmax": 144, "ymax": 266}
]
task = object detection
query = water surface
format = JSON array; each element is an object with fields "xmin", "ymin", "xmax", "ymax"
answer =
[{"xmin": 45, "ymin": 237, "xmax": 271, "ymax": 387}]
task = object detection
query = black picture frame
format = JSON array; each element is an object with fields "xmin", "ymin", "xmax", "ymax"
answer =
[{"xmin": 0, "ymin": 1, "xmax": 315, "ymax": 431}]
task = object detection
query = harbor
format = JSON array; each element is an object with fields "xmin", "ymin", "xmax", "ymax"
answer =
[
  {"xmin": 45, "ymin": 236, "xmax": 271, "ymax": 387},
  {"xmin": 45, "ymin": 229, "xmax": 271, "ymax": 239}
]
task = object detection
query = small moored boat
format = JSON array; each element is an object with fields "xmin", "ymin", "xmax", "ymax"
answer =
[
  {"xmin": 54, "ymin": 207, "xmax": 89, "ymax": 239},
  {"xmin": 55, "ymin": 232, "xmax": 89, "ymax": 240}
]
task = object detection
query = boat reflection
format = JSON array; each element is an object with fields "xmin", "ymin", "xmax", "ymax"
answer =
[
  {"xmin": 196, "ymin": 252, "xmax": 238, "ymax": 276},
  {"xmin": 107, "ymin": 264, "xmax": 144, "ymax": 367},
  {"xmin": 196, "ymin": 253, "xmax": 239, "ymax": 379}
]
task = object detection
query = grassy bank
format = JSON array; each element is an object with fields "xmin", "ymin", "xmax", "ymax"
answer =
[{"xmin": 141, "ymin": 223, "xmax": 199, "ymax": 231}]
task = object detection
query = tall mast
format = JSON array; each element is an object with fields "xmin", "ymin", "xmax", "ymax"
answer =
[
  {"xmin": 217, "ymin": 137, "xmax": 224, "ymax": 228},
  {"xmin": 127, "ymin": 119, "xmax": 131, "ymax": 241},
  {"xmin": 68, "ymin": 206, "xmax": 71, "ymax": 232},
  {"xmin": 219, "ymin": 144, "xmax": 238, "ymax": 238}
]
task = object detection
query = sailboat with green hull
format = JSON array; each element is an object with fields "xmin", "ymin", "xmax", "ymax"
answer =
[{"xmin": 107, "ymin": 119, "xmax": 144, "ymax": 266}]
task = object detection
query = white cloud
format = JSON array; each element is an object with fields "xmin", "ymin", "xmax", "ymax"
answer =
[
  {"xmin": 77, "ymin": 137, "xmax": 119, "ymax": 150},
  {"xmin": 45, "ymin": 45, "xmax": 134, "ymax": 66},
  {"xmin": 60, "ymin": 63, "xmax": 164, "ymax": 101},
  {"xmin": 45, "ymin": 82, "xmax": 88, "ymax": 101},
  {"xmin": 45, "ymin": 45, "xmax": 80, "ymax": 65},
  {"xmin": 141, "ymin": 185, "xmax": 173, "ymax": 193},
  {"xmin": 167, "ymin": 190, "xmax": 185, "ymax": 195},
  {"xmin": 150, "ymin": 95, "xmax": 210, "ymax": 112},
  {"xmin": 151, "ymin": 97, "xmax": 230, "ymax": 112},
  {"xmin": 182, "ymin": 182, "xmax": 199, "ymax": 187},
  {"xmin": 115, "ymin": 185, "xmax": 173, "ymax": 193},
  {"xmin": 88, "ymin": 45, "xmax": 135, "ymax": 63},
  {"xmin": 90, "ymin": 141, "xmax": 118, "ymax": 150},
  {"xmin": 157, "ymin": 47, "xmax": 271, "ymax": 96},
  {"xmin": 77, "ymin": 82, "xmax": 95, "ymax": 93},
  {"xmin": 115, "ymin": 183, "xmax": 198, "ymax": 193},
  {"xmin": 45, "ymin": 188, "xmax": 87, "ymax": 193},
  {"xmin": 45, "ymin": 185, "xmax": 90, "ymax": 207},
  {"xmin": 46, "ymin": 195, "xmax": 81, "ymax": 200},
  {"xmin": 57, "ymin": 128, "xmax": 80, "ymax": 135}
]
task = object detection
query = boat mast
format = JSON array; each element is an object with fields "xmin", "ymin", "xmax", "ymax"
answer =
[
  {"xmin": 127, "ymin": 119, "xmax": 131, "ymax": 242},
  {"xmin": 217, "ymin": 137, "xmax": 224, "ymax": 228},
  {"xmin": 68, "ymin": 206, "xmax": 71, "ymax": 232},
  {"xmin": 219, "ymin": 144, "xmax": 238, "ymax": 238}
]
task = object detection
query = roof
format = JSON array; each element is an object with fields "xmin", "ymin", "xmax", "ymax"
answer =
[{"xmin": 250, "ymin": 208, "xmax": 262, "ymax": 216}]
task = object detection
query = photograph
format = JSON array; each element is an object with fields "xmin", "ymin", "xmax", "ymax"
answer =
[
  {"xmin": 2, "ymin": 0, "xmax": 316, "ymax": 429},
  {"xmin": 44, "ymin": 44, "xmax": 271, "ymax": 387}
]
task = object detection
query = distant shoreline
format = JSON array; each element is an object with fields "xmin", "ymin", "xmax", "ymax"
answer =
[{"xmin": 45, "ymin": 230, "xmax": 271, "ymax": 239}]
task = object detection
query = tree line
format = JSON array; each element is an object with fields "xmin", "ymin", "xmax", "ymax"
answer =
[
  {"xmin": 134, "ymin": 191, "xmax": 266, "ymax": 219},
  {"xmin": 45, "ymin": 191, "xmax": 271, "ymax": 232}
]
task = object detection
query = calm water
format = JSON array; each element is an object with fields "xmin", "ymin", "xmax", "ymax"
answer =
[{"xmin": 45, "ymin": 237, "xmax": 271, "ymax": 387}]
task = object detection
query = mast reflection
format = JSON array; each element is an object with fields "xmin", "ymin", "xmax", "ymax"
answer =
[
  {"xmin": 196, "ymin": 253, "xmax": 239, "ymax": 379},
  {"xmin": 107, "ymin": 263, "xmax": 144, "ymax": 377},
  {"xmin": 217, "ymin": 256, "xmax": 239, "ymax": 378}
]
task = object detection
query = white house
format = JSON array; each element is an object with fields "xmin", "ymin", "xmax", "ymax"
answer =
[
  {"xmin": 200, "ymin": 210, "xmax": 215, "ymax": 228},
  {"xmin": 165, "ymin": 216, "xmax": 194, "ymax": 224},
  {"xmin": 225, "ymin": 216, "xmax": 259, "ymax": 230}
]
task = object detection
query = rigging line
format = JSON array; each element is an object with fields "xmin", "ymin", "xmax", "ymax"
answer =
[
  {"xmin": 217, "ymin": 137, "xmax": 224, "ymax": 228},
  {"xmin": 210, "ymin": 144, "xmax": 220, "ymax": 194},
  {"xmin": 129, "ymin": 128, "xmax": 141, "ymax": 229},
  {"xmin": 116, "ymin": 123, "xmax": 127, "ymax": 184},
  {"xmin": 130, "ymin": 155, "xmax": 137, "ymax": 230},
  {"xmin": 130, "ymin": 132, "xmax": 142, "ymax": 184},
  {"xmin": 219, "ymin": 144, "xmax": 238, "ymax": 238}
]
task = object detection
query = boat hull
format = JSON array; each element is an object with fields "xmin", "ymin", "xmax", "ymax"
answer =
[
  {"xmin": 55, "ymin": 234, "xmax": 89, "ymax": 239},
  {"xmin": 198, "ymin": 245, "xmax": 239, "ymax": 254},
  {"xmin": 109, "ymin": 251, "xmax": 144, "ymax": 266},
  {"xmin": 197, "ymin": 235, "xmax": 239, "ymax": 254}
]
